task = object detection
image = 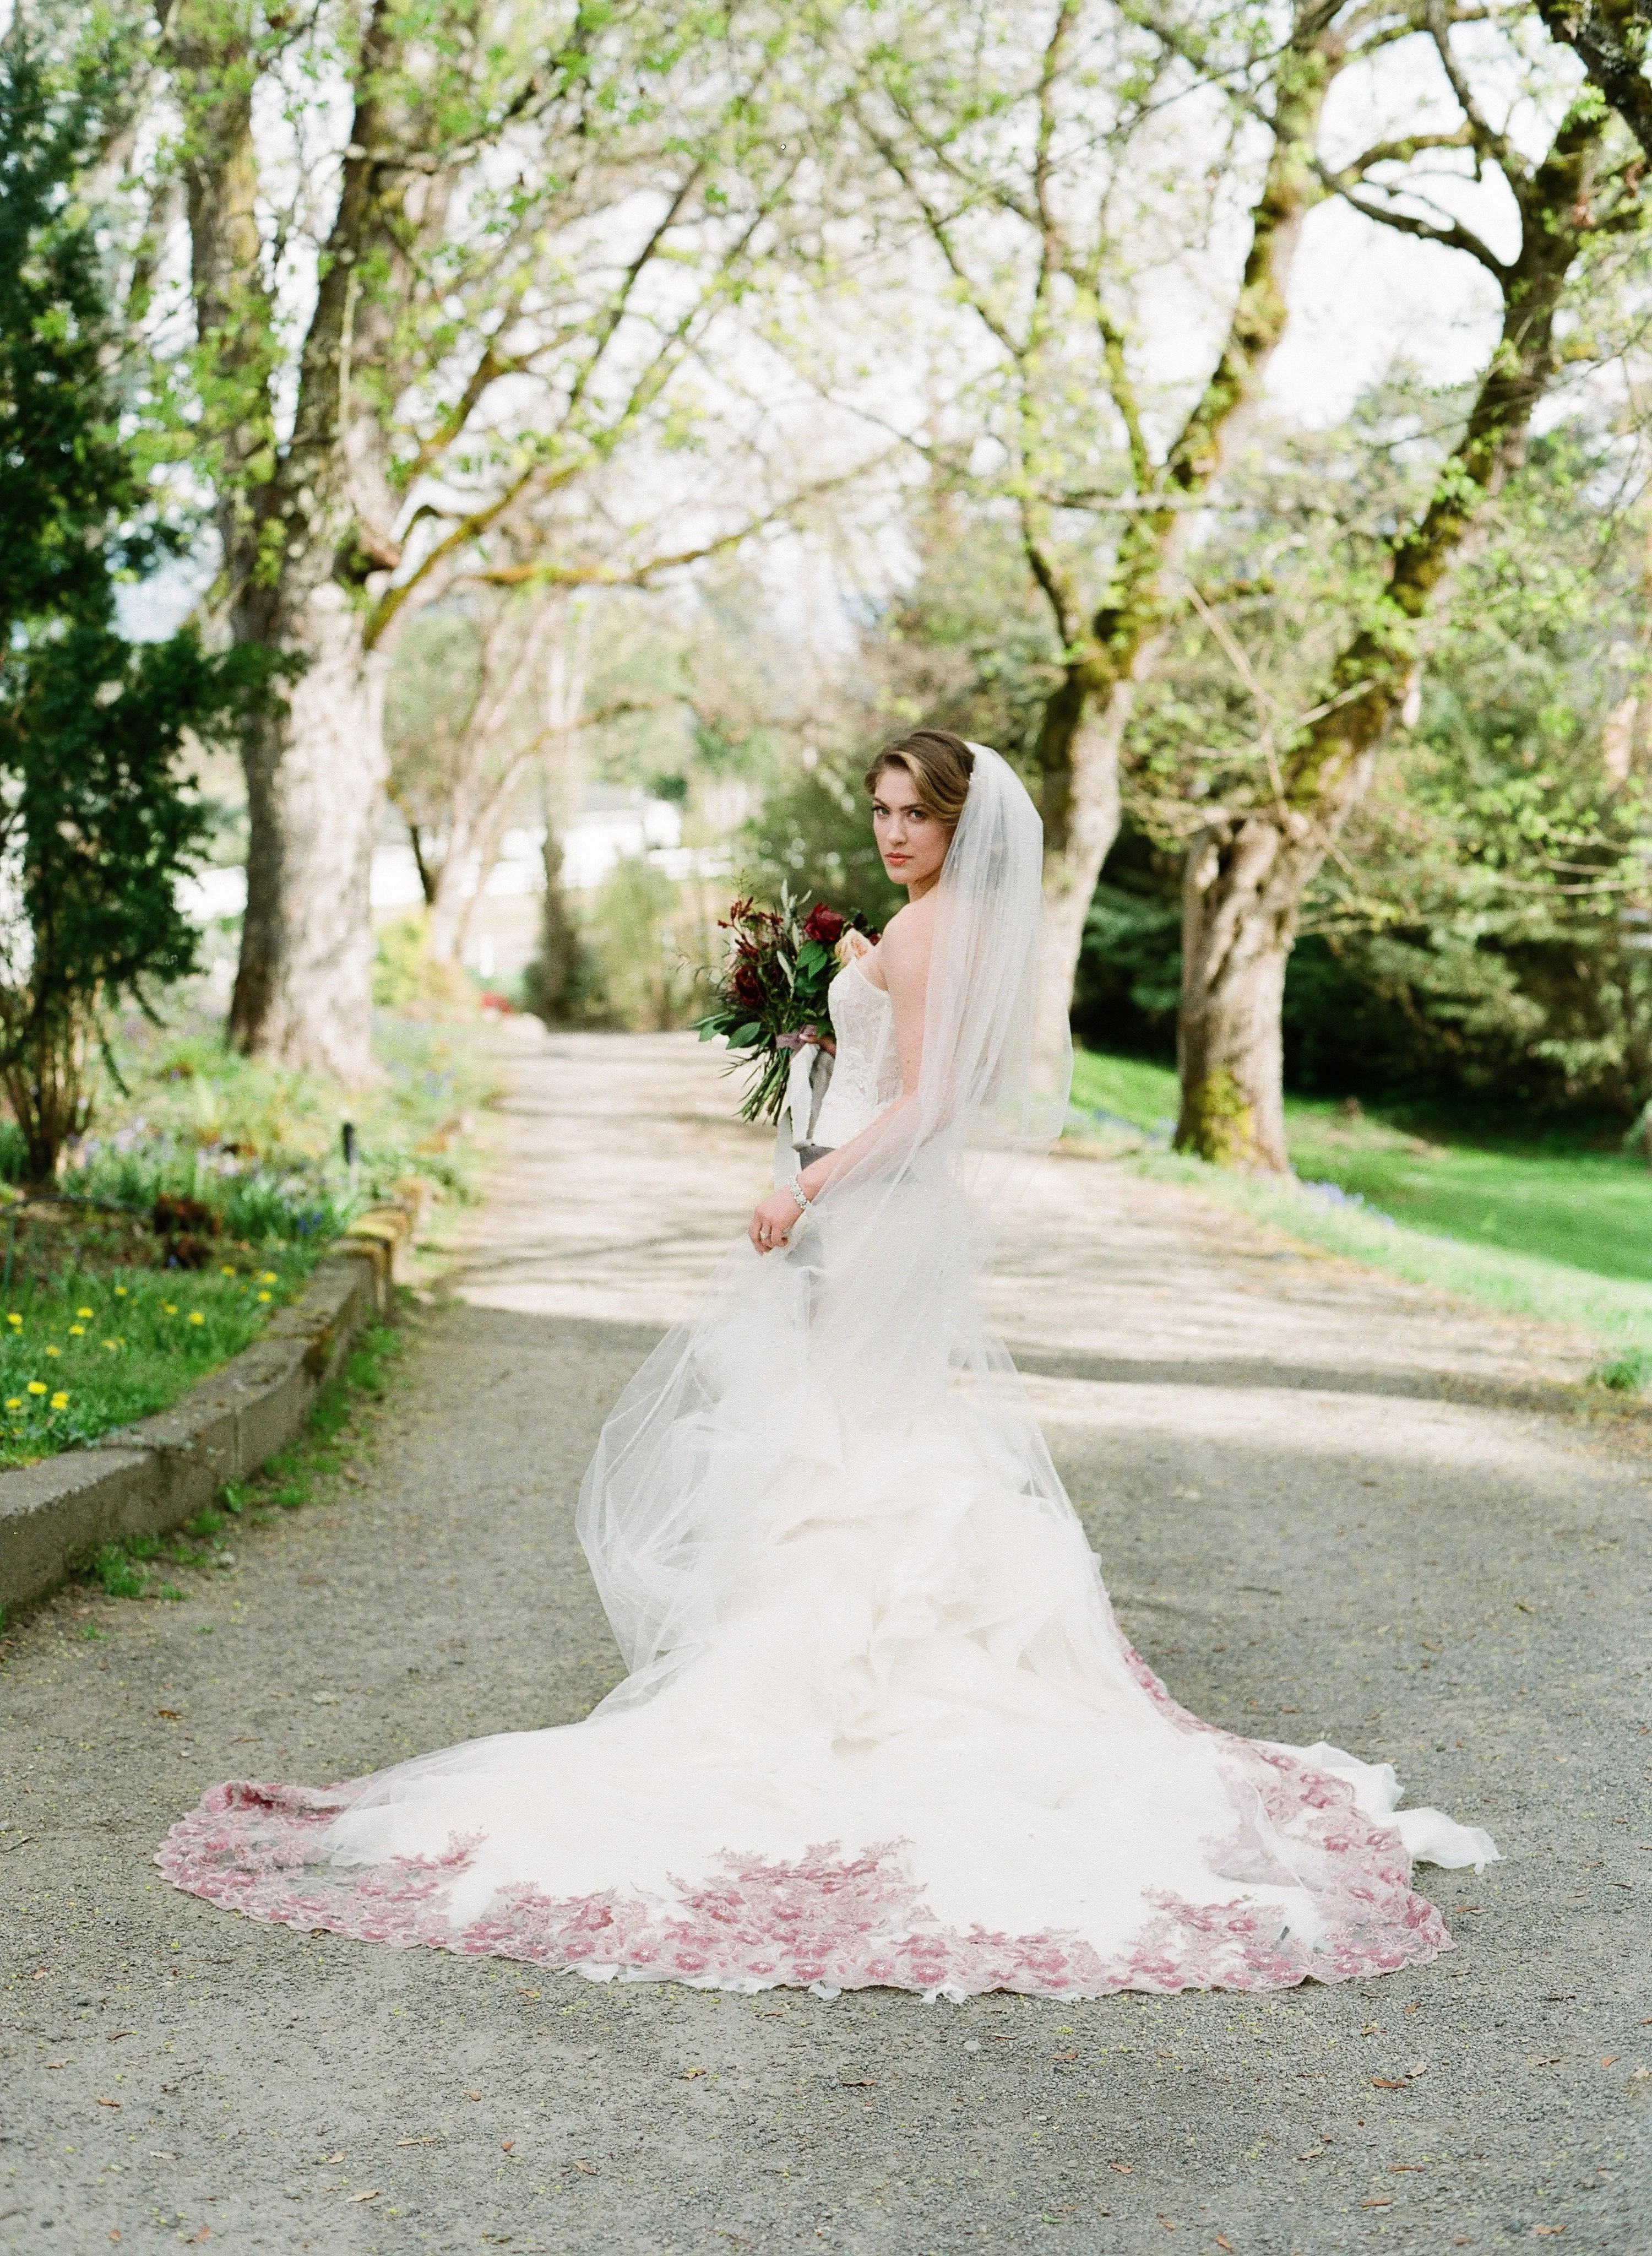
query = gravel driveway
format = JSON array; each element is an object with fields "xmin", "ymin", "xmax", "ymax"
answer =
[{"xmin": 4, "ymin": 1032, "xmax": 1649, "ymax": 2255}]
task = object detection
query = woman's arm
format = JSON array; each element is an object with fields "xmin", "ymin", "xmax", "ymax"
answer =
[{"xmin": 748, "ymin": 902, "xmax": 933, "ymax": 1251}]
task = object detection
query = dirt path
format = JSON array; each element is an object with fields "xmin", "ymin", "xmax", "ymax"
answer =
[{"xmin": 4, "ymin": 1031, "xmax": 1649, "ymax": 2256}]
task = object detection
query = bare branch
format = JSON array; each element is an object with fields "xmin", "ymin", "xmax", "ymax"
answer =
[
  {"xmin": 1426, "ymin": 0, "xmax": 1521, "ymax": 177},
  {"xmin": 1325, "ymin": 177, "xmax": 1512, "ymax": 276}
]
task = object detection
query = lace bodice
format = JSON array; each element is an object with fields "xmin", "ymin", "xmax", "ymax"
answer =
[{"xmin": 812, "ymin": 959, "xmax": 901, "ymax": 1146}]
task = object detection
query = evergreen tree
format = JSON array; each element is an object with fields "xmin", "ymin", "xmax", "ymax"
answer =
[{"xmin": 0, "ymin": 39, "xmax": 277, "ymax": 1181}]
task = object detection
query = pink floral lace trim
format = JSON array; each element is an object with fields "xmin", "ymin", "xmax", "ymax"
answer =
[{"xmin": 157, "ymin": 1650, "xmax": 1453, "ymax": 1998}]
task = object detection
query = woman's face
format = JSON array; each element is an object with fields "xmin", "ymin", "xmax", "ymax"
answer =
[{"xmin": 871, "ymin": 764, "xmax": 951, "ymax": 897}]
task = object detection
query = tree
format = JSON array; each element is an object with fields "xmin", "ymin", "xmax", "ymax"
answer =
[
  {"xmin": 140, "ymin": 0, "xmax": 847, "ymax": 1080},
  {"xmin": 1170, "ymin": 17, "xmax": 1639, "ymax": 1167},
  {"xmin": 1108, "ymin": 403, "xmax": 1652, "ymax": 1120},
  {"xmin": 385, "ymin": 589, "xmax": 577, "ymax": 967},
  {"xmin": 844, "ymin": 0, "xmax": 1387, "ymax": 1063},
  {"xmin": 0, "ymin": 37, "xmax": 275, "ymax": 1181}
]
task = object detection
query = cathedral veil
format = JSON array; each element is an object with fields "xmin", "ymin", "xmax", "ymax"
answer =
[{"xmin": 572, "ymin": 744, "xmax": 1078, "ymax": 1706}]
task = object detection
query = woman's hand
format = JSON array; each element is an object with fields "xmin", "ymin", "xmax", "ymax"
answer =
[{"xmin": 749, "ymin": 1185, "xmax": 806, "ymax": 1254}]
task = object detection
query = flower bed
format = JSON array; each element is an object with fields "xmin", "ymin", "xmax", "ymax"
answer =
[{"xmin": 0, "ymin": 1238, "xmax": 316, "ymax": 1469}]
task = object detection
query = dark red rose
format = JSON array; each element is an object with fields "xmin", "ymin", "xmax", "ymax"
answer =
[
  {"xmin": 802, "ymin": 903, "xmax": 846, "ymax": 945},
  {"xmin": 730, "ymin": 958, "xmax": 764, "ymax": 1008}
]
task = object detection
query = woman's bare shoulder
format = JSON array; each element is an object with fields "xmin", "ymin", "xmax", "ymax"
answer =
[
  {"xmin": 880, "ymin": 896, "xmax": 937, "ymax": 948},
  {"xmin": 877, "ymin": 897, "xmax": 936, "ymax": 980}
]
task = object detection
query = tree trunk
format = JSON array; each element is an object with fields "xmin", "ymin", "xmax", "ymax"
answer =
[
  {"xmin": 172, "ymin": 0, "xmax": 419, "ymax": 1080},
  {"xmin": 531, "ymin": 827, "xmax": 580, "ymax": 1022},
  {"xmin": 229, "ymin": 581, "xmax": 388, "ymax": 1083},
  {"xmin": 1173, "ymin": 807, "xmax": 1339, "ymax": 1170},
  {"xmin": 1034, "ymin": 679, "xmax": 1129, "ymax": 1071}
]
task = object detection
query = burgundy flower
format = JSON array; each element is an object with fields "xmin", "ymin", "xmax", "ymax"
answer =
[{"xmin": 802, "ymin": 903, "xmax": 846, "ymax": 945}]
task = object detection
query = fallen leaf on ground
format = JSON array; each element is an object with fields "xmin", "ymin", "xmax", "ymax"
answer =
[
  {"xmin": 501, "ymin": 2142, "xmax": 514, "ymax": 2152},
  {"xmin": 572, "ymin": 2160, "xmax": 596, "ymax": 2175},
  {"xmin": 1216, "ymin": 2239, "xmax": 1233, "ymax": 2252},
  {"xmin": 840, "ymin": 2078, "xmax": 875, "ymax": 2088},
  {"xmin": 45, "ymin": 2062, "xmax": 68, "ymax": 2070},
  {"xmin": 323, "ymin": 2154, "xmax": 343, "ymax": 2164},
  {"xmin": 1370, "ymin": 2079, "xmax": 1408, "ymax": 2090},
  {"xmin": 106, "ymin": 2031, "xmax": 133, "ymax": 2043},
  {"xmin": 682, "ymin": 2068, "xmax": 706, "ymax": 2079},
  {"xmin": 1108, "ymin": 2162, "xmax": 1133, "ymax": 2174},
  {"xmin": 1362, "ymin": 2199, "xmax": 1394, "ymax": 2209},
  {"xmin": 1156, "ymin": 2217, "xmax": 1175, "ymax": 2232},
  {"xmin": 1533, "ymin": 2228, "xmax": 1564, "ymax": 2238},
  {"xmin": 464, "ymin": 2091, "xmax": 482, "ymax": 2101},
  {"xmin": 156, "ymin": 1710, "xmax": 180, "ymax": 1720},
  {"xmin": 395, "ymin": 2136, "xmax": 441, "ymax": 2146},
  {"xmin": 346, "ymin": 2189, "xmax": 380, "ymax": 2203},
  {"xmin": 1053, "ymin": 2050, "xmax": 1079, "ymax": 2060},
  {"xmin": 95, "ymin": 2097, "xmax": 120, "ymax": 2108},
  {"xmin": 1389, "ymin": 2164, "xmax": 1424, "ymax": 2172}
]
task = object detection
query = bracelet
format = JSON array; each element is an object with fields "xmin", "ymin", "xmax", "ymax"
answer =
[{"xmin": 788, "ymin": 1173, "xmax": 814, "ymax": 1214}]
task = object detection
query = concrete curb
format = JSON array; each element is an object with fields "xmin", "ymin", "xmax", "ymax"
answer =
[{"xmin": 0, "ymin": 1205, "xmax": 415, "ymax": 1614}]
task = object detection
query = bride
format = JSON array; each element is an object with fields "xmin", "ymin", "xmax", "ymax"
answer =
[{"xmin": 161, "ymin": 731, "xmax": 1494, "ymax": 1998}]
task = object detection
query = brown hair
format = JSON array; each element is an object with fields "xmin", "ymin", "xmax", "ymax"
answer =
[{"xmin": 864, "ymin": 729, "xmax": 975, "ymax": 825}]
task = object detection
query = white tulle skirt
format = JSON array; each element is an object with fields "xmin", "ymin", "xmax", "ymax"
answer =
[{"xmin": 160, "ymin": 1379, "xmax": 1495, "ymax": 1999}]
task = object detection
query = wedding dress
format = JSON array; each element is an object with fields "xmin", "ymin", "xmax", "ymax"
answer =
[{"xmin": 160, "ymin": 746, "xmax": 1495, "ymax": 1999}]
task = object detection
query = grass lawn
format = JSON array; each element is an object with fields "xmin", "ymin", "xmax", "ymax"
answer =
[
  {"xmin": 1068, "ymin": 1046, "xmax": 1652, "ymax": 1360},
  {"xmin": 0, "ymin": 1247, "xmax": 317, "ymax": 1469}
]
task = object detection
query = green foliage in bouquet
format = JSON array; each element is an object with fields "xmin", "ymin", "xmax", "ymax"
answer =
[{"xmin": 697, "ymin": 889, "xmax": 878, "ymax": 1124}]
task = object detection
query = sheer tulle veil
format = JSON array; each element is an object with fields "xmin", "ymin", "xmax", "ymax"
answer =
[{"xmin": 575, "ymin": 742, "xmax": 1076, "ymax": 1708}]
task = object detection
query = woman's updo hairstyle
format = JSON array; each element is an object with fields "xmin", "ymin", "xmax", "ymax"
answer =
[{"xmin": 864, "ymin": 729, "xmax": 975, "ymax": 826}]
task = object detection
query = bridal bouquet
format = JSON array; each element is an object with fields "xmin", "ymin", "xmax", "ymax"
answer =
[{"xmin": 696, "ymin": 888, "xmax": 879, "ymax": 1123}]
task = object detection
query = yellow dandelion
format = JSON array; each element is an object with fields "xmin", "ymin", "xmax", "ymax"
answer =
[
  {"xmin": 221, "ymin": 1265, "xmax": 236, "ymax": 1276},
  {"xmin": 257, "ymin": 1291, "xmax": 272, "ymax": 1304},
  {"xmin": 50, "ymin": 1391, "xmax": 68, "ymax": 1409},
  {"xmin": 114, "ymin": 1285, "xmax": 128, "ymax": 1298},
  {"xmin": 6, "ymin": 1312, "xmax": 20, "ymax": 1326},
  {"xmin": 3, "ymin": 1397, "xmax": 18, "ymax": 1409},
  {"xmin": 68, "ymin": 1325, "xmax": 85, "ymax": 1337},
  {"xmin": 25, "ymin": 1381, "xmax": 45, "ymax": 1396},
  {"xmin": 161, "ymin": 1303, "xmax": 177, "ymax": 1315},
  {"xmin": 261, "ymin": 1271, "xmax": 278, "ymax": 1284},
  {"xmin": 75, "ymin": 1306, "xmax": 92, "ymax": 1319},
  {"xmin": 187, "ymin": 1312, "xmax": 205, "ymax": 1326},
  {"xmin": 102, "ymin": 1340, "xmax": 119, "ymax": 1352},
  {"xmin": 44, "ymin": 1345, "xmax": 61, "ymax": 1358}
]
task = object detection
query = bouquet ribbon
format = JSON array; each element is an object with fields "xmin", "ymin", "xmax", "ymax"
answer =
[{"xmin": 775, "ymin": 1026, "xmax": 819, "ymax": 1053}]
